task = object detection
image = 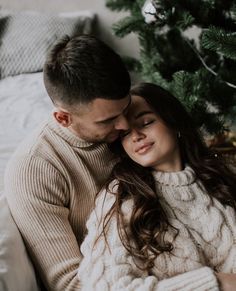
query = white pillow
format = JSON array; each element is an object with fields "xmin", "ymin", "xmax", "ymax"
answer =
[
  {"xmin": 0, "ymin": 195, "xmax": 40, "ymax": 291},
  {"xmin": 0, "ymin": 10, "xmax": 95, "ymax": 78}
]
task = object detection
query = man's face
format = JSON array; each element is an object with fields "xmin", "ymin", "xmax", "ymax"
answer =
[{"xmin": 65, "ymin": 96, "xmax": 131, "ymax": 143}]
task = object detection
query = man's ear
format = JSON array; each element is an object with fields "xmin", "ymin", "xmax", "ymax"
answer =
[{"xmin": 53, "ymin": 110, "xmax": 72, "ymax": 127}]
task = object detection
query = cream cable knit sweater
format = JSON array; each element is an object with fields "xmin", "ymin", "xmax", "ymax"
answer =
[
  {"xmin": 78, "ymin": 166, "xmax": 236, "ymax": 290},
  {"xmin": 4, "ymin": 117, "xmax": 117, "ymax": 291}
]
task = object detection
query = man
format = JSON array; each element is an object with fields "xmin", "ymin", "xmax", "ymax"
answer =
[{"xmin": 4, "ymin": 35, "xmax": 131, "ymax": 290}]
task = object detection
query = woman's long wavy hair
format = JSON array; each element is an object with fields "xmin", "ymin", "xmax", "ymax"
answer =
[{"xmin": 100, "ymin": 82, "xmax": 236, "ymax": 271}]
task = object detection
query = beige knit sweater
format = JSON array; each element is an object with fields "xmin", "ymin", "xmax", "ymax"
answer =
[
  {"xmin": 4, "ymin": 117, "xmax": 117, "ymax": 291},
  {"xmin": 78, "ymin": 166, "xmax": 236, "ymax": 290}
]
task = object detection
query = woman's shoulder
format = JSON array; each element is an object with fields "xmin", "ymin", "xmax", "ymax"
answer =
[
  {"xmin": 95, "ymin": 180, "xmax": 119, "ymax": 208},
  {"xmin": 85, "ymin": 180, "xmax": 118, "ymax": 227},
  {"xmin": 94, "ymin": 180, "xmax": 134, "ymax": 222}
]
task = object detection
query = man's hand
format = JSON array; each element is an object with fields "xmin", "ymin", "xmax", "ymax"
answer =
[{"xmin": 216, "ymin": 273, "xmax": 236, "ymax": 291}]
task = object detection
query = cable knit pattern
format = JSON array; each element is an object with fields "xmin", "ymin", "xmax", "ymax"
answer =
[
  {"xmin": 77, "ymin": 165, "xmax": 236, "ymax": 290},
  {"xmin": 153, "ymin": 166, "xmax": 236, "ymax": 273}
]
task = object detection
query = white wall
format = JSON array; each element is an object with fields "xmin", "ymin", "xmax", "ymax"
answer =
[{"xmin": 0, "ymin": 0, "xmax": 140, "ymax": 58}]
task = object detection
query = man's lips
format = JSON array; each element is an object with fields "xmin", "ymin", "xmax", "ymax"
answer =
[{"xmin": 135, "ymin": 142, "xmax": 154, "ymax": 154}]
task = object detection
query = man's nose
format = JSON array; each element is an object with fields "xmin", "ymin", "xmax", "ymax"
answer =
[{"xmin": 115, "ymin": 114, "xmax": 129, "ymax": 130}]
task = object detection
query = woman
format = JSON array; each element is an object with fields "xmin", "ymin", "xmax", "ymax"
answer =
[{"xmin": 78, "ymin": 83, "xmax": 236, "ymax": 290}]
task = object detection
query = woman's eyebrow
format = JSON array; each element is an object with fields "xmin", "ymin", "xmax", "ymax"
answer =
[{"xmin": 134, "ymin": 111, "xmax": 153, "ymax": 119}]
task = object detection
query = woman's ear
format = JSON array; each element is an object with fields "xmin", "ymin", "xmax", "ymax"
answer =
[{"xmin": 53, "ymin": 110, "xmax": 72, "ymax": 127}]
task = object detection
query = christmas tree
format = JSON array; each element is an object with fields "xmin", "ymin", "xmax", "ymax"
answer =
[{"xmin": 106, "ymin": 0, "xmax": 236, "ymax": 135}]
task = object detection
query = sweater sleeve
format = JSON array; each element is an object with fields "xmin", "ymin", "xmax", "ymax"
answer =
[
  {"xmin": 4, "ymin": 155, "xmax": 81, "ymax": 291},
  {"xmin": 78, "ymin": 190, "xmax": 219, "ymax": 291}
]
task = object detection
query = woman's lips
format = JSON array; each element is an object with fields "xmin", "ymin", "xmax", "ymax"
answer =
[{"xmin": 135, "ymin": 142, "xmax": 154, "ymax": 154}]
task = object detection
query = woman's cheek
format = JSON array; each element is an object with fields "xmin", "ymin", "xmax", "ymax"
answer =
[{"xmin": 122, "ymin": 140, "xmax": 132, "ymax": 156}]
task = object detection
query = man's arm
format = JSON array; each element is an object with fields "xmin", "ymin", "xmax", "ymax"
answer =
[{"xmin": 5, "ymin": 155, "xmax": 81, "ymax": 291}]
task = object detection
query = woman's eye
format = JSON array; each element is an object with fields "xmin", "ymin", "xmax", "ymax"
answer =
[{"xmin": 142, "ymin": 120, "xmax": 154, "ymax": 127}]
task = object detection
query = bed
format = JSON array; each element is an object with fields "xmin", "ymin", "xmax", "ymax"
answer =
[
  {"xmin": 0, "ymin": 72, "xmax": 53, "ymax": 192},
  {"xmin": 0, "ymin": 9, "xmax": 95, "ymax": 290}
]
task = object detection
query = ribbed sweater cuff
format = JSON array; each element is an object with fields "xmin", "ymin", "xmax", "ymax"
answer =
[{"xmin": 156, "ymin": 267, "xmax": 219, "ymax": 291}]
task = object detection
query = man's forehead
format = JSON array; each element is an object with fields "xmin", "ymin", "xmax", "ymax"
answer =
[{"xmin": 90, "ymin": 95, "xmax": 131, "ymax": 121}]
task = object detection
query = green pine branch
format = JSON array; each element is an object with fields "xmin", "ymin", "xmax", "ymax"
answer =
[
  {"xmin": 201, "ymin": 26, "xmax": 236, "ymax": 60},
  {"xmin": 106, "ymin": 0, "xmax": 136, "ymax": 12},
  {"xmin": 170, "ymin": 71, "xmax": 195, "ymax": 110},
  {"xmin": 169, "ymin": 69, "xmax": 230, "ymax": 133},
  {"xmin": 106, "ymin": 0, "xmax": 236, "ymax": 134},
  {"xmin": 112, "ymin": 15, "xmax": 145, "ymax": 37},
  {"xmin": 176, "ymin": 11, "xmax": 195, "ymax": 30}
]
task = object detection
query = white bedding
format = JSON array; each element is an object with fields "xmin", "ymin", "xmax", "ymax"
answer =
[{"xmin": 0, "ymin": 72, "xmax": 53, "ymax": 192}]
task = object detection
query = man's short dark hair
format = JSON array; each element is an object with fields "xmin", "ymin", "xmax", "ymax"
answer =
[{"xmin": 43, "ymin": 34, "xmax": 131, "ymax": 106}]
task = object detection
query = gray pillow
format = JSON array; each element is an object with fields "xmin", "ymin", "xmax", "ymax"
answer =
[{"xmin": 0, "ymin": 10, "xmax": 95, "ymax": 79}]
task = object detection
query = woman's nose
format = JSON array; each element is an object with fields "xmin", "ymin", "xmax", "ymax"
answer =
[{"xmin": 132, "ymin": 129, "xmax": 145, "ymax": 142}]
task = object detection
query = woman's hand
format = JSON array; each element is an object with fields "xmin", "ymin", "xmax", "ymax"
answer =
[{"xmin": 216, "ymin": 272, "xmax": 236, "ymax": 291}]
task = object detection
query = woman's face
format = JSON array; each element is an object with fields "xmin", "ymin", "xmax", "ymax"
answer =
[{"xmin": 121, "ymin": 95, "xmax": 182, "ymax": 172}]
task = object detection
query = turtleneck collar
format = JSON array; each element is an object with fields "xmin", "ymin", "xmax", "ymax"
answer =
[
  {"xmin": 47, "ymin": 117, "xmax": 97, "ymax": 148},
  {"xmin": 152, "ymin": 165, "xmax": 196, "ymax": 187}
]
